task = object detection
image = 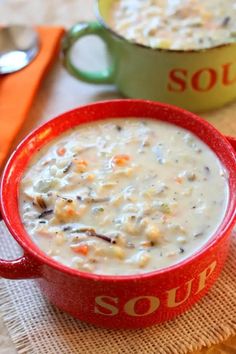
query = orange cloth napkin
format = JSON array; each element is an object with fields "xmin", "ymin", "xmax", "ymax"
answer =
[{"xmin": 0, "ymin": 26, "xmax": 65, "ymax": 169}]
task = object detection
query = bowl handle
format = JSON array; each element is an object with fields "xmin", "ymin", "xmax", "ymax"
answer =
[
  {"xmin": 226, "ymin": 136, "xmax": 236, "ymax": 152},
  {"xmin": 0, "ymin": 213, "xmax": 41, "ymax": 279},
  {"xmin": 62, "ymin": 22, "xmax": 115, "ymax": 84}
]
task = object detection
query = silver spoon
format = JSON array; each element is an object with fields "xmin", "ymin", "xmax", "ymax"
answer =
[{"xmin": 0, "ymin": 25, "xmax": 40, "ymax": 74}]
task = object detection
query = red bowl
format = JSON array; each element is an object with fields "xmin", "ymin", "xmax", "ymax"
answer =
[{"xmin": 0, "ymin": 100, "xmax": 235, "ymax": 329}]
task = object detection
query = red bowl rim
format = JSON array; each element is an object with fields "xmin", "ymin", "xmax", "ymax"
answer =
[{"xmin": 1, "ymin": 99, "xmax": 236, "ymax": 282}]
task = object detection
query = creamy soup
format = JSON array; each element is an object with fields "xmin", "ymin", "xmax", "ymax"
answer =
[
  {"xmin": 109, "ymin": 0, "xmax": 236, "ymax": 50},
  {"xmin": 19, "ymin": 119, "xmax": 228, "ymax": 275}
]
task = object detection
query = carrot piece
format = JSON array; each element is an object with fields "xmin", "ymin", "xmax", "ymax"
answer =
[
  {"xmin": 57, "ymin": 147, "xmax": 66, "ymax": 156},
  {"xmin": 175, "ymin": 176, "xmax": 183, "ymax": 184},
  {"xmin": 86, "ymin": 174, "xmax": 95, "ymax": 182},
  {"xmin": 112, "ymin": 154, "xmax": 130, "ymax": 166},
  {"xmin": 77, "ymin": 159, "xmax": 88, "ymax": 166},
  {"xmin": 71, "ymin": 244, "xmax": 89, "ymax": 256},
  {"xmin": 66, "ymin": 208, "xmax": 76, "ymax": 216},
  {"xmin": 75, "ymin": 159, "xmax": 88, "ymax": 172}
]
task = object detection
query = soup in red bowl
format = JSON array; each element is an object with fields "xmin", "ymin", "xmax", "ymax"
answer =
[{"xmin": 0, "ymin": 100, "xmax": 235, "ymax": 328}]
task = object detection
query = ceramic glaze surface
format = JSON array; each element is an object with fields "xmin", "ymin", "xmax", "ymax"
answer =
[{"xmin": 19, "ymin": 118, "xmax": 228, "ymax": 275}]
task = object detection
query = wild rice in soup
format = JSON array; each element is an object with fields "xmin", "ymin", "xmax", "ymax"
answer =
[
  {"xmin": 109, "ymin": 0, "xmax": 236, "ymax": 50},
  {"xmin": 19, "ymin": 118, "xmax": 228, "ymax": 275}
]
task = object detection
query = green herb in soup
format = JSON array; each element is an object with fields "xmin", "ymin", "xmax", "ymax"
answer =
[
  {"xmin": 19, "ymin": 119, "xmax": 228, "ymax": 275},
  {"xmin": 109, "ymin": 0, "xmax": 236, "ymax": 50}
]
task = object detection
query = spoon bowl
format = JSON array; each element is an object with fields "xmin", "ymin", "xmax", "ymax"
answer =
[{"xmin": 0, "ymin": 25, "xmax": 39, "ymax": 74}]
